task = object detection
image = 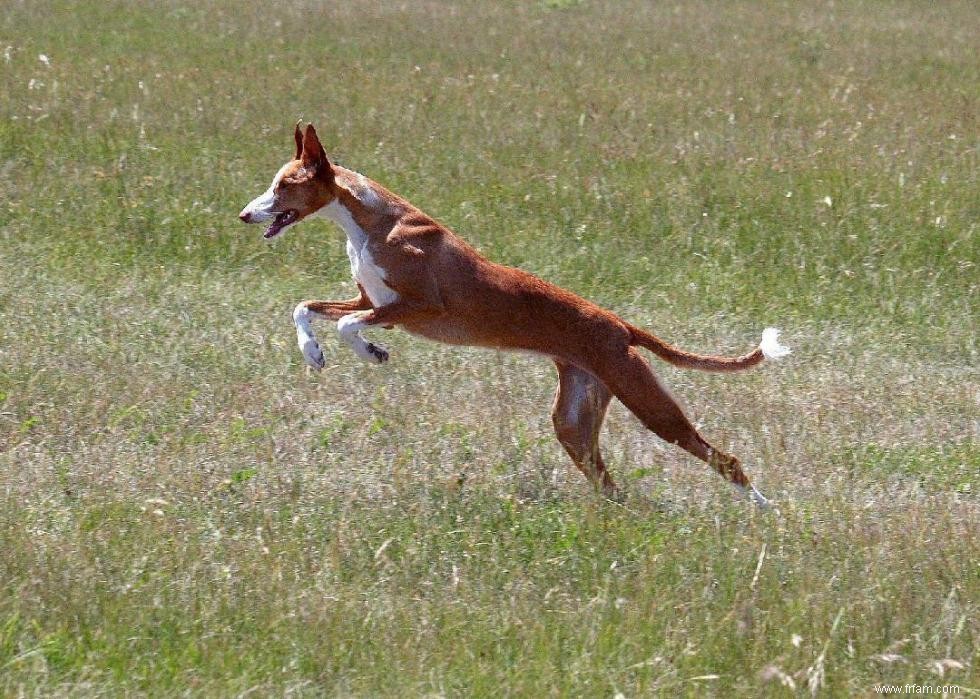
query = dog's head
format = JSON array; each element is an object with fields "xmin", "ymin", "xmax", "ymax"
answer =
[{"xmin": 239, "ymin": 122, "xmax": 336, "ymax": 239}]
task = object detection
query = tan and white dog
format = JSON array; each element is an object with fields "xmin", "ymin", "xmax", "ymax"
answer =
[{"xmin": 240, "ymin": 123, "xmax": 790, "ymax": 506}]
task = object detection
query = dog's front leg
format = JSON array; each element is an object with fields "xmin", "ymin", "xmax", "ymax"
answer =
[
  {"xmin": 336, "ymin": 301, "xmax": 439, "ymax": 365},
  {"xmin": 337, "ymin": 311, "xmax": 390, "ymax": 364},
  {"xmin": 293, "ymin": 288, "xmax": 371, "ymax": 370}
]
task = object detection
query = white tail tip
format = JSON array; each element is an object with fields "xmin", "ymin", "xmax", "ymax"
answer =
[{"xmin": 759, "ymin": 327, "xmax": 791, "ymax": 360}]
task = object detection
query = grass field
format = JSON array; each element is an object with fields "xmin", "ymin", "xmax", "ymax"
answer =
[{"xmin": 1, "ymin": 0, "xmax": 977, "ymax": 695}]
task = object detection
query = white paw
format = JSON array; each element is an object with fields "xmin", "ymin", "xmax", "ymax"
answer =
[
  {"xmin": 749, "ymin": 485, "xmax": 773, "ymax": 510},
  {"xmin": 300, "ymin": 337, "xmax": 326, "ymax": 370},
  {"xmin": 733, "ymin": 482, "xmax": 776, "ymax": 511},
  {"xmin": 294, "ymin": 304, "xmax": 325, "ymax": 370},
  {"xmin": 352, "ymin": 340, "xmax": 390, "ymax": 364},
  {"xmin": 366, "ymin": 342, "xmax": 389, "ymax": 364}
]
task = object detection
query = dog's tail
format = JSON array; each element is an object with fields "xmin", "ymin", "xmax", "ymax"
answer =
[{"xmin": 628, "ymin": 325, "xmax": 790, "ymax": 372}]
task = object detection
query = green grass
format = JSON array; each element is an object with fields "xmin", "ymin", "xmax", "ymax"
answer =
[{"xmin": 1, "ymin": 0, "xmax": 977, "ymax": 695}]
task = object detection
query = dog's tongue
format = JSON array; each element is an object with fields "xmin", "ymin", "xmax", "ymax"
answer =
[{"xmin": 263, "ymin": 211, "xmax": 296, "ymax": 239}]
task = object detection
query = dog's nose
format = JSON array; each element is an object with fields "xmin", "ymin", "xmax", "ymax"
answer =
[{"xmin": 239, "ymin": 210, "xmax": 253, "ymax": 223}]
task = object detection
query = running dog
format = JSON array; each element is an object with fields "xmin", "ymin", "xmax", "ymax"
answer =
[{"xmin": 239, "ymin": 123, "xmax": 790, "ymax": 506}]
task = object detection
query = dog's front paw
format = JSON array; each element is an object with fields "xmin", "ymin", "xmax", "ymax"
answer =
[
  {"xmin": 300, "ymin": 338, "xmax": 326, "ymax": 370},
  {"xmin": 366, "ymin": 342, "xmax": 389, "ymax": 364}
]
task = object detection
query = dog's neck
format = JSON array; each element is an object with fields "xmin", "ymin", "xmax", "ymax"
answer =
[{"xmin": 319, "ymin": 168, "xmax": 401, "ymax": 240}]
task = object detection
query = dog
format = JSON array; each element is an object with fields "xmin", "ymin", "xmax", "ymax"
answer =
[{"xmin": 239, "ymin": 122, "xmax": 790, "ymax": 506}]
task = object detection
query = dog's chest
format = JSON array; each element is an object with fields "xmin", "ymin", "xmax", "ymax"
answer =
[
  {"xmin": 346, "ymin": 235, "xmax": 398, "ymax": 307},
  {"xmin": 322, "ymin": 199, "xmax": 399, "ymax": 308}
]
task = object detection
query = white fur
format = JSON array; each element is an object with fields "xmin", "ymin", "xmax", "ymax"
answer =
[
  {"xmin": 759, "ymin": 327, "xmax": 790, "ymax": 360},
  {"xmin": 353, "ymin": 172, "xmax": 385, "ymax": 210},
  {"xmin": 749, "ymin": 484, "xmax": 772, "ymax": 509},
  {"xmin": 337, "ymin": 313, "xmax": 388, "ymax": 364},
  {"xmin": 735, "ymin": 482, "xmax": 774, "ymax": 510},
  {"xmin": 293, "ymin": 303, "xmax": 325, "ymax": 370},
  {"xmin": 320, "ymin": 199, "xmax": 399, "ymax": 307},
  {"xmin": 240, "ymin": 162, "xmax": 290, "ymax": 222}
]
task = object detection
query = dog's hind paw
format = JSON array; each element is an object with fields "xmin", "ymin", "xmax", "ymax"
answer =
[
  {"xmin": 749, "ymin": 485, "xmax": 773, "ymax": 510},
  {"xmin": 733, "ymin": 482, "xmax": 777, "ymax": 512},
  {"xmin": 749, "ymin": 486, "xmax": 781, "ymax": 514}
]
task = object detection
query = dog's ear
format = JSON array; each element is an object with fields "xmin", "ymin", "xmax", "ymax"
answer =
[
  {"xmin": 301, "ymin": 124, "xmax": 329, "ymax": 171},
  {"xmin": 293, "ymin": 120, "xmax": 304, "ymax": 160}
]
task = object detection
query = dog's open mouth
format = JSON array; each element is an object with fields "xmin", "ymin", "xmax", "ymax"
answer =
[{"xmin": 263, "ymin": 210, "xmax": 298, "ymax": 239}]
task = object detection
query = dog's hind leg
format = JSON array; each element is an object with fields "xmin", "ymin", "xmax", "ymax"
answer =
[
  {"xmin": 551, "ymin": 361, "xmax": 618, "ymax": 498},
  {"xmin": 594, "ymin": 347, "xmax": 771, "ymax": 507}
]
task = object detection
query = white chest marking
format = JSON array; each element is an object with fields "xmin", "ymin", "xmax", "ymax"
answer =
[{"xmin": 320, "ymin": 200, "xmax": 399, "ymax": 307}]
